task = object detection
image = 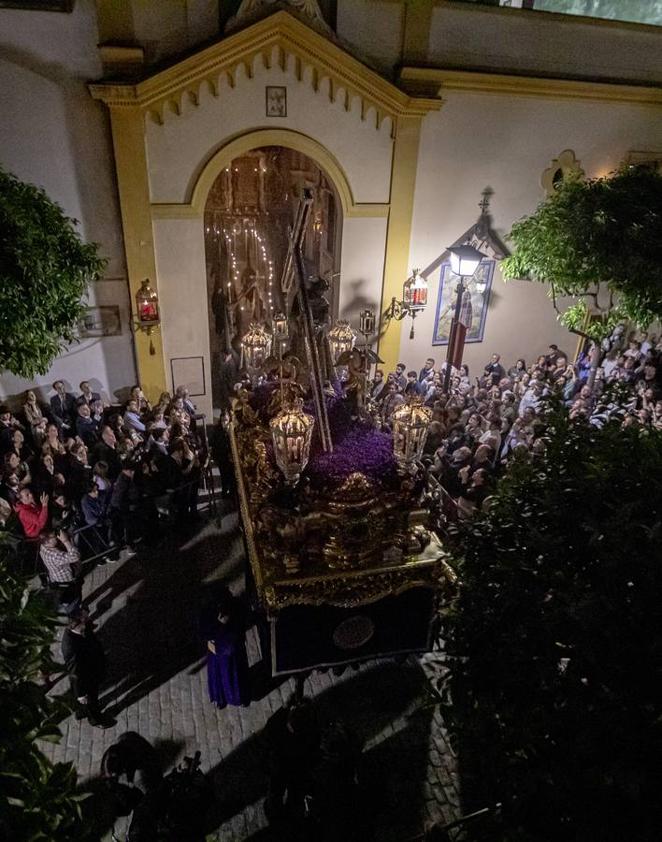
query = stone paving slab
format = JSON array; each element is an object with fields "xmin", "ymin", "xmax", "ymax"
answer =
[{"xmin": 41, "ymin": 507, "xmax": 459, "ymax": 840}]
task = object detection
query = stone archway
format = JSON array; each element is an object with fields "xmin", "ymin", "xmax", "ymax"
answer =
[{"xmin": 203, "ymin": 144, "xmax": 341, "ymax": 408}]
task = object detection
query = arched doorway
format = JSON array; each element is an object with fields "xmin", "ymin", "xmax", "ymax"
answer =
[{"xmin": 204, "ymin": 145, "xmax": 342, "ymax": 409}]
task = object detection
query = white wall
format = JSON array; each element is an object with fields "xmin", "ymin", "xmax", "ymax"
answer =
[
  {"xmin": 3, "ymin": 0, "xmax": 662, "ymax": 408},
  {"xmin": 338, "ymin": 216, "xmax": 389, "ymax": 324},
  {"xmin": 153, "ymin": 218, "xmax": 213, "ymax": 416},
  {"xmin": 0, "ymin": 0, "xmax": 136, "ymax": 406},
  {"xmin": 401, "ymin": 89, "xmax": 662, "ymax": 372},
  {"xmin": 145, "ymin": 51, "xmax": 393, "ymax": 204}
]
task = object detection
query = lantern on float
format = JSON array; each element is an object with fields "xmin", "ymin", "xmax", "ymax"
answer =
[
  {"xmin": 271, "ymin": 311, "xmax": 288, "ymax": 360},
  {"xmin": 241, "ymin": 323, "xmax": 271, "ymax": 383},
  {"xmin": 402, "ymin": 269, "xmax": 428, "ymax": 312},
  {"xmin": 270, "ymin": 398, "xmax": 315, "ymax": 485},
  {"xmin": 391, "ymin": 397, "xmax": 432, "ymax": 466},
  {"xmin": 327, "ymin": 320, "xmax": 356, "ymax": 363},
  {"xmin": 272, "ymin": 311, "xmax": 289, "ymax": 340}
]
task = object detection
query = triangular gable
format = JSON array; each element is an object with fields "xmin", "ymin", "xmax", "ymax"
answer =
[{"xmin": 90, "ymin": 10, "xmax": 441, "ymax": 133}]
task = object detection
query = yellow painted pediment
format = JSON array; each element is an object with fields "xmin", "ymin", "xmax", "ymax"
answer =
[{"xmin": 90, "ymin": 10, "xmax": 442, "ymax": 132}]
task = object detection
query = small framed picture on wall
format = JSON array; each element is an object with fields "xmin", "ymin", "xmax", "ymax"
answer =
[{"xmin": 266, "ymin": 86, "xmax": 287, "ymax": 117}]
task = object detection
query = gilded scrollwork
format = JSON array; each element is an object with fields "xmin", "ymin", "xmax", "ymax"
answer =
[{"xmin": 230, "ymin": 411, "xmax": 456, "ymax": 614}]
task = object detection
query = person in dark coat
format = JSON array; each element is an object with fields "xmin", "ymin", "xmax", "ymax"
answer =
[
  {"xmin": 61, "ymin": 609, "xmax": 114, "ymax": 728},
  {"xmin": 107, "ymin": 463, "xmax": 140, "ymax": 551},
  {"xmin": 202, "ymin": 591, "xmax": 250, "ymax": 709},
  {"xmin": 50, "ymin": 381, "xmax": 77, "ymax": 433},
  {"xmin": 75, "ymin": 404, "xmax": 101, "ymax": 447},
  {"xmin": 101, "ymin": 732, "xmax": 162, "ymax": 793},
  {"xmin": 210, "ymin": 416, "xmax": 236, "ymax": 499},
  {"xmin": 92, "ymin": 425, "xmax": 123, "ymax": 481},
  {"xmin": 310, "ymin": 718, "xmax": 363, "ymax": 841},
  {"xmin": 483, "ymin": 353, "xmax": 506, "ymax": 386},
  {"xmin": 264, "ymin": 696, "xmax": 321, "ymax": 830}
]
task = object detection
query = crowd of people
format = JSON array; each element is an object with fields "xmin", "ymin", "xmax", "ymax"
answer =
[
  {"xmin": 0, "ymin": 379, "xmax": 208, "ymax": 615},
  {"xmin": 369, "ymin": 331, "xmax": 662, "ymax": 519}
]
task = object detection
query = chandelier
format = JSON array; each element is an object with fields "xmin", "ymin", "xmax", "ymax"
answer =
[
  {"xmin": 391, "ymin": 398, "xmax": 432, "ymax": 466},
  {"xmin": 270, "ymin": 399, "xmax": 315, "ymax": 485}
]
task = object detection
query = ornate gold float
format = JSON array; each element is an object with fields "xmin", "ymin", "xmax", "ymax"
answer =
[{"xmin": 228, "ymin": 190, "xmax": 455, "ymax": 674}]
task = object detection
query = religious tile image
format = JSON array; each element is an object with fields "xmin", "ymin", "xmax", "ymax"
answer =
[
  {"xmin": 432, "ymin": 259, "xmax": 495, "ymax": 345},
  {"xmin": 265, "ymin": 85, "xmax": 287, "ymax": 117}
]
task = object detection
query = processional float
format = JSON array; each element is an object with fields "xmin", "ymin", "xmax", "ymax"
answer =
[{"xmin": 230, "ymin": 189, "xmax": 455, "ymax": 675}]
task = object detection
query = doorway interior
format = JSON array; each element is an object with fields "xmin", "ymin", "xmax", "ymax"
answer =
[{"xmin": 204, "ymin": 145, "xmax": 342, "ymax": 409}]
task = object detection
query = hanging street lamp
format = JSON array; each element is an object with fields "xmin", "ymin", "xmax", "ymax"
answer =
[{"xmin": 443, "ymin": 244, "xmax": 487, "ymax": 392}]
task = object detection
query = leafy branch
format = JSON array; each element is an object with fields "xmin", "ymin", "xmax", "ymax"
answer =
[
  {"xmin": 501, "ymin": 166, "xmax": 662, "ymax": 338},
  {"xmin": 0, "ymin": 168, "xmax": 107, "ymax": 378}
]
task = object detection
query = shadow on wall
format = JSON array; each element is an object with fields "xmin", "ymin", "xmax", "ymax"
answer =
[
  {"xmin": 339, "ymin": 279, "xmax": 380, "ymax": 323},
  {"xmin": 1, "ymin": 35, "xmax": 133, "ymax": 407},
  {"xmin": 0, "ymin": 378, "xmax": 130, "ymax": 413},
  {"xmin": 0, "ymin": 41, "xmax": 123, "ymax": 271}
]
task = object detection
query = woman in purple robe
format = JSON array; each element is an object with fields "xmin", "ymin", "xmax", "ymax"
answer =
[{"xmin": 204, "ymin": 594, "xmax": 251, "ymax": 708}]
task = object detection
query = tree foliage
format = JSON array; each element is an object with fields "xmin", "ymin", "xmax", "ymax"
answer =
[
  {"xmin": 501, "ymin": 167, "xmax": 662, "ymax": 339},
  {"xmin": 439, "ymin": 409, "xmax": 662, "ymax": 841},
  {"xmin": 0, "ymin": 168, "xmax": 106, "ymax": 379},
  {"xmin": 0, "ymin": 550, "xmax": 90, "ymax": 840}
]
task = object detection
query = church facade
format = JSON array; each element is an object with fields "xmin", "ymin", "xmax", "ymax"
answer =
[{"xmin": 2, "ymin": 0, "xmax": 662, "ymax": 414}]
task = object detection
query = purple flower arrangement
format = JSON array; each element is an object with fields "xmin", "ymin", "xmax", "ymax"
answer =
[
  {"xmin": 246, "ymin": 384, "xmax": 397, "ymax": 491},
  {"xmin": 306, "ymin": 398, "xmax": 398, "ymax": 490}
]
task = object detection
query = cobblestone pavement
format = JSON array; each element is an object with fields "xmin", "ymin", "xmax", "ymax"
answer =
[{"xmin": 41, "ymin": 504, "xmax": 459, "ymax": 841}]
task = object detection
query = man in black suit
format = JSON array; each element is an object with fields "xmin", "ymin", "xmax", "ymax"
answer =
[
  {"xmin": 50, "ymin": 381, "xmax": 77, "ymax": 433},
  {"xmin": 76, "ymin": 380, "xmax": 101, "ymax": 407},
  {"xmin": 61, "ymin": 609, "xmax": 114, "ymax": 728}
]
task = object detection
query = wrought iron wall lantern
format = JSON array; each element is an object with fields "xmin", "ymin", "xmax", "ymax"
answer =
[
  {"xmin": 382, "ymin": 268, "xmax": 428, "ymax": 339},
  {"xmin": 135, "ymin": 278, "xmax": 160, "ymax": 355}
]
